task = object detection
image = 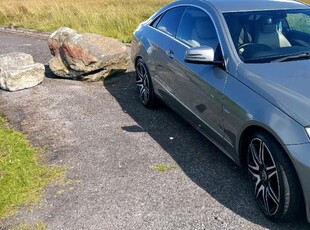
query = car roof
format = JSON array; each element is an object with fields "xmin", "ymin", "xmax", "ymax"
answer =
[{"xmin": 188, "ymin": 0, "xmax": 309, "ymax": 12}]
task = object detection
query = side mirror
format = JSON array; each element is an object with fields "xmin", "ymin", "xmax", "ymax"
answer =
[{"xmin": 184, "ymin": 46, "xmax": 223, "ymax": 65}]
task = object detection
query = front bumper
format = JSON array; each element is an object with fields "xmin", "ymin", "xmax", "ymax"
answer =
[{"xmin": 287, "ymin": 143, "xmax": 310, "ymax": 223}]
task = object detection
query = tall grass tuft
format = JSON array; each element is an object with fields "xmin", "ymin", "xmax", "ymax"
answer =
[{"xmin": 0, "ymin": 0, "xmax": 171, "ymax": 42}]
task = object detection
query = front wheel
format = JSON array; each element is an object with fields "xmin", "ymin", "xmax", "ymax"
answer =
[
  {"xmin": 135, "ymin": 59, "xmax": 157, "ymax": 108},
  {"xmin": 246, "ymin": 131, "xmax": 303, "ymax": 222}
]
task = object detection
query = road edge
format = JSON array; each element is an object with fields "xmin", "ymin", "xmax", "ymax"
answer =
[{"xmin": 0, "ymin": 26, "xmax": 50, "ymax": 39}]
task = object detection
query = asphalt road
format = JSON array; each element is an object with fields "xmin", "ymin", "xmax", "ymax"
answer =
[{"xmin": 0, "ymin": 30, "xmax": 309, "ymax": 230}]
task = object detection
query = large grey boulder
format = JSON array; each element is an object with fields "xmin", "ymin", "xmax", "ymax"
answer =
[
  {"xmin": 48, "ymin": 27, "xmax": 130, "ymax": 81},
  {"xmin": 0, "ymin": 52, "xmax": 45, "ymax": 92}
]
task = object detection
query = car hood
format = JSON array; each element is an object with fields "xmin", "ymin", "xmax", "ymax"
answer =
[{"xmin": 237, "ymin": 60, "xmax": 310, "ymax": 126}]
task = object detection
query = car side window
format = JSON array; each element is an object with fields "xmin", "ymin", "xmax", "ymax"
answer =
[
  {"xmin": 176, "ymin": 7, "xmax": 219, "ymax": 51},
  {"xmin": 150, "ymin": 15, "xmax": 162, "ymax": 28},
  {"xmin": 155, "ymin": 7, "xmax": 185, "ymax": 37},
  {"xmin": 287, "ymin": 13, "xmax": 310, "ymax": 33}
]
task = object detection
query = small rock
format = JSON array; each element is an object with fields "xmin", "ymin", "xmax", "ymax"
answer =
[
  {"xmin": 48, "ymin": 27, "xmax": 130, "ymax": 81},
  {"xmin": 0, "ymin": 52, "xmax": 45, "ymax": 92},
  {"xmin": 0, "ymin": 52, "xmax": 34, "ymax": 68}
]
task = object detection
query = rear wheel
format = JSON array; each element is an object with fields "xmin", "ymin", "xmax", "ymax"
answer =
[
  {"xmin": 135, "ymin": 59, "xmax": 156, "ymax": 108},
  {"xmin": 246, "ymin": 131, "xmax": 302, "ymax": 222}
]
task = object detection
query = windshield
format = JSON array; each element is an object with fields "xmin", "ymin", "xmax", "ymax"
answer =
[{"xmin": 224, "ymin": 9, "xmax": 310, "ymax": 63}]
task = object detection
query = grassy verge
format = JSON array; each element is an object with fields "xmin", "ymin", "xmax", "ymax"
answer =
[
  {"xmin": 0, "ymin": 0, "xmax": 170, "ymax": 43},
  {"xmin": 0, "ymin": 0, "xmax": 309, "ymax": 43},
  {"xmin": 0, "ymin": 116, "xmax": 64, "ymax": 219}
]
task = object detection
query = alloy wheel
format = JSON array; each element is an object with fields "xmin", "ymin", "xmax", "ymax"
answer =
[
  {"xmin": 136, "ymin": 61, "xmax": 150, "ymax": 105},
  {"xmin": 247, "ymin": 138, "xmax": 280, "ymax": 216}
]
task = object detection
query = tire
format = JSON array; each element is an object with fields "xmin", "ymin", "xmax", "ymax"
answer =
[
  {"xmin": 246, "ymin": 131, "xmax": 303, "ymax": 222},
  {"xmin": 135, "ymin": 58, "xmax": 157, "ymax": 108}
]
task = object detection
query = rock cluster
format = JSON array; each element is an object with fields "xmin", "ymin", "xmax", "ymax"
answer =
[
  {"xmin": 0, "ymin": 52, "xmax": 45, "ymax": 91},
  {"xmin": 48, "ymin": 27, "xmax": 129, "ymax": 81}
]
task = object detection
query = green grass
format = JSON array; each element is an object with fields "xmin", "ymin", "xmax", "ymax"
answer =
[
  {"xmin": 11, "ymin": 222, "xmax": 47, "ymax": 230},
  {"xmin": 0, "ymin": 116, "xmax": 64, "ymax": 219},
  {"xmin": 0, "ymin": 0, "xmax": 309, "ymax": 42},
  {"xmin": 0, "ymin": 116, "xmax": 5, "ymax": 125},
  {"xmin": 153, "ymin": 164, "xmax": 177, "ymax": 172},
  {"xmin": 0, "ymin": 0, "xmax": 170, "ymax": 43}
]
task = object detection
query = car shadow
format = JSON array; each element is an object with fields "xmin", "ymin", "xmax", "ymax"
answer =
[{"xmin": 104, "ymin": 71, "xmax": 309, "ymax": 229}]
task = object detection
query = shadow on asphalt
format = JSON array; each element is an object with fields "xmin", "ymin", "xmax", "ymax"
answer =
[{"xmin": 104, "ymin": 71, "xmax": 309, "ymax": 230}]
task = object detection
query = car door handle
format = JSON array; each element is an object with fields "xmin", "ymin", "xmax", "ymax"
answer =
[{"xmin": 166, "ymin": 50, "xmax": 175, "ymax": 59}]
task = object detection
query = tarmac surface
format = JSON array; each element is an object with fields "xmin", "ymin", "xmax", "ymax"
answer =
[{"xmin": 0, "ymin": 30, "xmax": 309, "ymax": 229}]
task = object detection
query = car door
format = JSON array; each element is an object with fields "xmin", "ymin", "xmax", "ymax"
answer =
[
  {"xmin": 167, "ymin": 7, "xmax": 229, "ymax": 146},
  {"xmin": 146, "ymin": 7, "xmax": 186, "ymax": 105}
]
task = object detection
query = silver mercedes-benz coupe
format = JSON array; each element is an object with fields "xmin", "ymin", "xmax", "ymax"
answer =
[{"xmin": 131, "ymin": 0, "xmax": 310, "ymax": 223}]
